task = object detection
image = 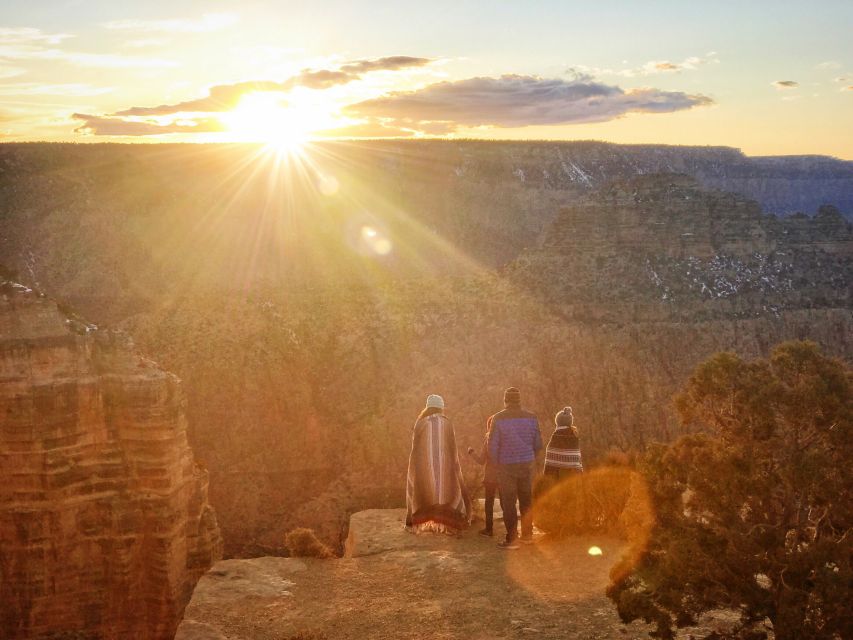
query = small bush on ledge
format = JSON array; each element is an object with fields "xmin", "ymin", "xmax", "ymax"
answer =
[{"xmin": 284, "ymin": 527, "xmax": 335, "ymax": 559}]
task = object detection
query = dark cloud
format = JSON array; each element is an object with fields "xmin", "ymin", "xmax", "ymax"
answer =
[
  {"xmin": 339, "ymin": 56, "xmax": 431, "ymax": 74},
  {"xmin": 115, "ymin": 81, "xmax": 292, "ymax": 116},
  {"xmin": 345, "ymin": 74, "xmax": 713, "ymax": 132},
  {"xmin": 114, "ymin": 56, "xmax": 432, "ymax": 116},
  {"xmin": 72, "ymin": 113, "xmax": 226, "ymax": 136},
  {"xmin": 772, "ymin": 80, "xmax": 799, "ymax": 89}
]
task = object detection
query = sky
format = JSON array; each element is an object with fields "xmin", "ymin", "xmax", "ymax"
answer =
[{"xmin": 1, "ymin": 0, "xmax": 852, "ymax": 157}]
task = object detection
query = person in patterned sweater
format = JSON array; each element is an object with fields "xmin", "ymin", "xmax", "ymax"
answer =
[{"xmin": 544, "ymin": 406, "xmax": 583, "ymax": 479}]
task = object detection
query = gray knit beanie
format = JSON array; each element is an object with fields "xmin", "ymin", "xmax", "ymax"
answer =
[
  {"xmin": 425, "ymin": 394, "xmax": 445, "ymax": 410},
  {"xmin": 555, "ymin": 406, "xmax": 574, "ymax": 427}
]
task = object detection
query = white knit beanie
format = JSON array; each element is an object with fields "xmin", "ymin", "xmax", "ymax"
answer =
[{"xmin": 425, "ymin": 394, "xmax": 445, "ymax": 409}]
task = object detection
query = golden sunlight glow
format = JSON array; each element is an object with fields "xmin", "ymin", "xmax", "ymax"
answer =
[
  {"xmin": 588, "ymin": 546, "xmax": 603, "ymax": 556},
  {"xmin": 222, "ymin": 92, "xmax": 317, "ymax": 151}
]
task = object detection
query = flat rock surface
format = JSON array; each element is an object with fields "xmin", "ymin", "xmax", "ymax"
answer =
[{"xmin": 178, "ymin": 508, "xmax": 663, "ymax": 639}]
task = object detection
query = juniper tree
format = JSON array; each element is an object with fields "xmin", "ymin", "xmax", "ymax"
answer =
[{"xmin": 607, "ymin": 341, "xmax": 852, "ymax": 639}]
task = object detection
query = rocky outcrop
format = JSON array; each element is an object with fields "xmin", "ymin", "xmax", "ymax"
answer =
[
  {"xmin": 0, "ymin": 283, "xmax": 222, "ymax": 639},
  {"xmin": 176, "ymin": 508, "xmax": 750, "ymax": 639},
  {"xmin": 177, "ymin": 508, "xmax": 645, "ymax": 639},
  {"xmin": 510, "ymin": 174, "xmax": 852, "ymax": 322}
]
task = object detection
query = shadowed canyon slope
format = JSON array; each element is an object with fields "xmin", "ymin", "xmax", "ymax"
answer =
[
  {"xmin": 0, "ymin": 283, "xmax": 222, "ymax": 639},
  {"xmin": 0, "ymin": 142, "xmax": 850, "ymax": 557}
]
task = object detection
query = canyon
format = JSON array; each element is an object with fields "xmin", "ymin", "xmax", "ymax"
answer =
[{"xmin": 0, "ymin": 142, "xmax": 850, "ymax": 560}]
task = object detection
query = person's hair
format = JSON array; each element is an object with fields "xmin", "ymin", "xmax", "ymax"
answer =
[{"xmin": 418, "ymin": 406, "xmax": 443, "ymax": 420}]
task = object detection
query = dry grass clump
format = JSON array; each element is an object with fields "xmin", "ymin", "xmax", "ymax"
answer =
[{"xmin": 284, "ymin": 527, "xmax": 335, "ymax": 559}]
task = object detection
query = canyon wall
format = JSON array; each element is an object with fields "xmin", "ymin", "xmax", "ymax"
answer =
[
  {"xmin": 509, "ymin": 173, "xmax": 851, "ymax": 321},
  {"xmin": 0, "ymin": 143, "xmax": 850, "ymax": 556},
  {"xmin": 0, "ymin": 282, "xmax": 222, "ymax": 639},
  {"xmin": 0, "ymin": 142, "xmax": 851, "ymax": 313}
]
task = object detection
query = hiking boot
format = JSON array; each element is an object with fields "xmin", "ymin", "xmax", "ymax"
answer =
[
  {"xmin": 498, "ymin": 539, "xmax": 520, "ymax": 550},
  {"xmin": 478, "ymin": 528, "xmax": 493, "ymax": 538},
  {"xmin": 520, "ymin": 535, "xmax": 535, "ymax": 545}
]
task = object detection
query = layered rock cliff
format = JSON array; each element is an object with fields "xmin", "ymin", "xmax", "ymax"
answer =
[
  {"xmin": 0, "ymin": 282, "xmax": 222, "ymax": 639},
  {"xmin": 509, "ymin": 173, "xmax": 852, "ymax": 322}
]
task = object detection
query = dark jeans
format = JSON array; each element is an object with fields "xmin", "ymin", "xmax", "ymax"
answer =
[
  {"xmin": 497, "ymin": 462, "xmax": 533, "ymax": 541},
  {"xmin": 483, "ymin": 482, "xmax": 498, "ymax": 532}
]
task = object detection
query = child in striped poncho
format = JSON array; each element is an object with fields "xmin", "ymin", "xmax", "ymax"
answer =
[{"xmin": 544, "ymin": 407, "xmax": 583, "ymax": 479}]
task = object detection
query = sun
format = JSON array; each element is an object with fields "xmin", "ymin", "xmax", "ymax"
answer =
[{"xmin": 222, "ymin": 92, "xmax": 313, "ymax": 152}]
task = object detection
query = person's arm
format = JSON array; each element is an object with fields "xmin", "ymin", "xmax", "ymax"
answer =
[
  {"xmin": 533, "ymin": 417, "xmax": 543, "ymax": 453},
  {"xmin": 467, "ymin": 440, "xmax": 487, "ymax": 465},
  {"xmin": 489, "ymin": 416, "xmax": 501, "ymax": 464},
  {"xmin": 488, "ymin": 418, "xmax": 501, "ymax": 463}
]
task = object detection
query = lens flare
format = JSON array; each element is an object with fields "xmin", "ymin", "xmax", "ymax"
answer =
[
  {"xmin": 318, "ymin": 174, "xmax": 339, "ymax": 196},
  {"xmin": 505, "ymin": 467, "xmax": 654, "ymax": 602},
  {"xmin": 360, "ymin": 226, "xmax": 392, "ymax": 255}
]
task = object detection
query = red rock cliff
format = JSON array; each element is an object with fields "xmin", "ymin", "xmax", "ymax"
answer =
[{"xmin": 0, "ymin": 282, "xmax": 222, "ymax": 640}]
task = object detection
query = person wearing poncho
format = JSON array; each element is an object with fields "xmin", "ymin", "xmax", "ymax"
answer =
[
  {"xmin": 544, "ymin": 406, "xmax": 584, "ymax": 478},
  {"xmin": 405, "ymin": 394, "xmax": 471, "ymax": 533}
]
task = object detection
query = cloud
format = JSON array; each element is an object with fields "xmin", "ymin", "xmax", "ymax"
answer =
[
  {"xmin": 101, "ymin": 13, "xmax": 238, "ymax": 33},
  {"xmin": 124, "ymin": 38, "xmax": 169, "ymax": 49},
  {"xmin": 72, "ymin": 113, "xmax": 226, "ymax": 136},
  {"xmin": 339, "ymin": 56, "xmax": 432, "ymax": 74},
  {"xmin": 0, "ymin": 64, "xmax": 25, "ymax": 79},
  {"xmin": 344, "ymin": 74, "xmax": 713, "ymax": 133},
  {"xmin": 772, "ymin": 80, "xmax": 799, "ymax": 89},
  {"xmin": 0, "ymin": 26, "xmax": 175, "ymax": 68},
  {"xmin": 0, "ymin": 27, "xmax": 73, "ymax": 46},
  {"xmin": 843, "ymin": 85, "xmax": 853, "ymax": 92},
  {"xmin": 641, "ymin": 55, "xmax": 717, "ymax": 75},
  {"xmin": 0, "ymin": 83, "xmax": 112, "ymax": 96},
  {"xmin": 49, "ymin": 51, "xmax": 176, "ymax": 68},
  {"xmin": 113, "ymin": 56, "xmax": 433, "ymax": 116},
  {"xmin": 816, "ymin": 61, "xmax": 842, "ymax": 70},
  {"xmin": 314, "ymin": 120, "xmax": 416, "ymax": 138},
  {"xmin": 571, "ymin": 53, "xmax": 719, "ymax": 78}
]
